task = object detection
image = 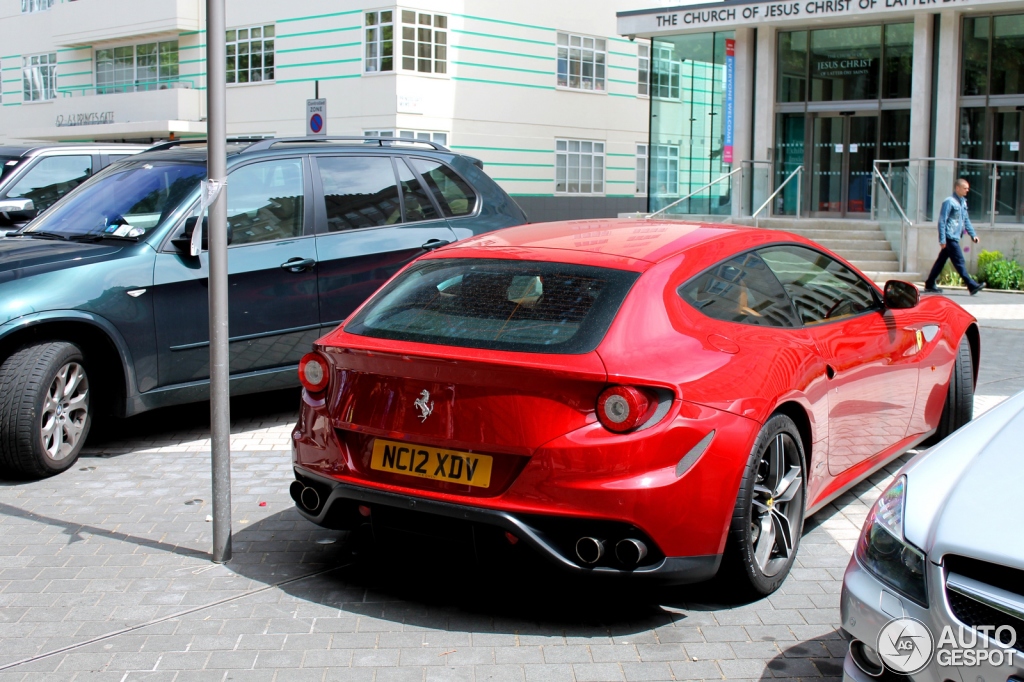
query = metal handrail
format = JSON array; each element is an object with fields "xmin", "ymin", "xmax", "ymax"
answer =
[
  {"xmin": 753, "ymin": 165, "xmax": 802, "ymax": 223},
  {"xmin": 872, "ymin": 167, "xmax": 912, "ymax": 271},
  {"xmin": 649, "ymin": 167, "xmax": 742, "ymax": 218}
]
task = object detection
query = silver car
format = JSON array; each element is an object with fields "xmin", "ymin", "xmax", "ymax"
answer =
[{"xmin": 840, "ymin": 390, "xmax": 1024, "ymax": 682}]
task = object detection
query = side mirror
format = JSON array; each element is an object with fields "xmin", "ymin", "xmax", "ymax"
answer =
[
  {"xmin": 171, "ymin": 216, "xmax": 208, "ymax": 254},
  {"xmin": 884, "ymin": 280, "xmax": 920, "ymax": 309},
  {"xmin": 170, "ymin": 216, "xmax": 232, "ymax": 254},
  {"xmin": 0, "ymin": 198, "xmax": 35, "ymax": 214}
]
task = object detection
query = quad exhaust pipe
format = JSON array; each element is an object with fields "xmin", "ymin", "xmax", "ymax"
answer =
[
  {"xmin": 289, "ymin": 481, "xmax": 322, "ymax": 513},
  {"xmin": 575, "ymin": 537, "xmax": 605, "ymax": 564},
  {"xmin": 615, "ymin": 538, "xmax": 648, "ymax": 567},
  {"xmin": 575, "ymin": 536, "xmax": 649, "ymax": 567}
]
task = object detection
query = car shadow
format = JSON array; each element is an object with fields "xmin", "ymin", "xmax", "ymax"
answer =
[
  {"xmin": 758, "ymin": 631, "xmax": 850, "ymax": 681},
  {"xmin": 83, "ymin": 387, "xmax": 301, "ymax": 450}
]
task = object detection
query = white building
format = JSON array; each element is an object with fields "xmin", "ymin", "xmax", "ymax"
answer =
[{"xmin": 0, "ymin": 0, "xmax": 654, "ymax": 221}]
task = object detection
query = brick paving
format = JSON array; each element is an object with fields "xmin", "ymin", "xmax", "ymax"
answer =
[{"xmin": 0, "ymin": 288, "xmax": 1020, "ymax": 682}]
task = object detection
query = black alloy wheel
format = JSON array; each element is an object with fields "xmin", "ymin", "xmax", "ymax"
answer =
[{"xmin": 721, "ymin": 413, "xmax": 806, "ymax": 597}]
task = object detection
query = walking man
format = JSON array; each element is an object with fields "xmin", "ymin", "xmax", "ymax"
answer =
[{"xmin": 924, "ymin": 178, "xmax": 985, "ymax": 295}]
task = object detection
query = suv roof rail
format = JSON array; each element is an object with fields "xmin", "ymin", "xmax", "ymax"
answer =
[
  {"xmin": 145, "ymin": 137, "xmax": 262, "ymax": 152},
  {"xmin": 243, "ymin": 136, "xmax": 450, "ymax": 153}
]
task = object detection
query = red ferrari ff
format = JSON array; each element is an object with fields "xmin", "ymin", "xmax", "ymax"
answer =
[{"xmin": 289, "ymin": 219, "xmax": 979, "ymax": 595}]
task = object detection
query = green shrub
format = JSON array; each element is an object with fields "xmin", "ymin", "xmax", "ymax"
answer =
[
  {"xmin": 976, "ymin": 250, "xmax": 1004, "ymax": 283},
  {"xmin": 984, "ymin": 259, "xmax": 1024, "ymax": 290},
  {"xmin": 937, "ymin": 263, "xmax": 964, "ymax": 287}
]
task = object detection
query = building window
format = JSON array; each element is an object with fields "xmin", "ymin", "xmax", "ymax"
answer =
[
  {"xmin": 638, "ymin": 43, "xmax": 650, "ymax": 96},
  {"xmin": 652, "ymin": 45, "xmax": 680, "ymax": 99},
  {"xmin": 636, "ymin": 144, "xmax": 648, "ymax": 194},
  {"xmin": 96, "ymin": 41, "xmax": 179, "ymax": 93},
  {"xmin": 557, "ymin": 33, "xmax": 606, "ymax": 91},
  {"xmin": 651, "ymin": 144, "xmax": 679, "ymax": 196},
  {"xmin": 365, "ymin": 10, "xmax": 447, "ymax": 74},
  {"xmin": 401, "ymin": 11, "xmax": 447, "ymax": 74},
  {"xmin": 227, "ymin": 25, "xmax": 275, "ymax": 84},
  {"xmin": 21, "ymin": 0, "xmax": 53, "ymax": 12},
  {"xmin": 23, "ymin": 53, "xmax": 56, "ymax": 102},
  {"xmin": 365, "ymin": 11, "xmax": 394, "ymax": 72},
  {"xmin": 365, "ymin": 130, "xmax": 448, "ymax": 146},
  {"xmin": 555, "ymin": 139, "xmax": 604, "ymax": 194}
]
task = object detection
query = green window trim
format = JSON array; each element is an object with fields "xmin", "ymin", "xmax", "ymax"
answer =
[
  {"xmin": 277, "ymin": 26, "xmax": 359, "ymax": 39},
  {"xmin": 278, "ymin": 10, "xmax": 361, "ymax": 23},
  {"xmin": 451, "ymin": 45, "xmax": 554, "ymax": 61},
  {"xmin": 450, "ymin": 29, "xmax": 554, "ymax": 47},
  {"xmin": 485, "ymin": 162, "xmax": 555, "ymax": 168},
  {"xmin": 277, "ymin": 42, "xmax": 359, "ymax": 54},
  {"xmin": 451, "ymin": 61, "xmax": 551, "ymax": 76},
  {"xmin": 451, "ymin": 76, "xmax": 553, "ymax": 90},
  {"xmin": 277, "ymin": 58, "xmax": 360, "ymax": 69},
  {"xmin": 449, "ymin": 13, "xmax": 553, "ymax": 32},
  {"xmin": 491, "ymin": 178, "xmax": 553, "ymax": 182},
  {"xmin": 275, "ymin": 73, "xmax": 360, "ymax": 84},
  {"xmin": 452, "ymin": 145, "xmax": 553, "ymax": 154}
]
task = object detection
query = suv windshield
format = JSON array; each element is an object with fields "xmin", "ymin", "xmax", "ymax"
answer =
[
  {"xmin": 345, "ymin": 258, "xmax": 640, "ymax": 354},
  {"xmin": 23, "ymin": 161, "xmax": 205, "ymax": 239}
]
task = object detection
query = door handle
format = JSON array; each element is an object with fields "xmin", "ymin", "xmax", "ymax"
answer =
[
  {"xmin": 421, "ymin": 238, "xmax": 452, "ymax": 251},
  {"xmin": 280, "ymin": 257, "xmax": 316, "ymax": 272}
]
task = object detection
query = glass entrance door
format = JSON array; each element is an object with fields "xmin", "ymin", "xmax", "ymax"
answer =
[
  {"xmin": 993, "ymin": 110, "xmax": 1024, "ymax": 223},
  {"xmin": 810, "ymin": 113, "xmax": 878, "ymax": 217}
]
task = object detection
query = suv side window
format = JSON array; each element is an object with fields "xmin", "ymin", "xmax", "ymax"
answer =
[
  {"xmin": 227, "ymin": 158, "xmax": 305, "ymax": 246},
  {"xmin": 678, "ymin": 251, "xmax": 800, "ymax": 328},
  {"xmin": 410, "ymin": 158, "xmax": 476, "ymax": 217},
  {"xmin": 758, "ymin": 244, "xmax": 878, "ymax": 325},
  {"xmin": 6, "ymin": 155, "xmax": 93, "ymax": 212},
  {"xmin": 316, "ymin": 156, "xmax": 402, "ymax": 231},
  {"xmin": 396, "ymin": 158, "xmax": 439, "ymax": 222}
]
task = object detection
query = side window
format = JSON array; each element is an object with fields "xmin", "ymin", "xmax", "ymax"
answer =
[
  {"xmin": 395, "ymin": 158, "xmax": 438, "ymax": 222},
  {"xmin": 759, "ymin": 245, "xmax": 878, "ymax": 325},
  {"xmin": 6, "ymin": 155, "xmax": 93, "ymax": 211},
  {"xmin": 410, "ymin": 158, "xmax": 476, "ymax": 217},
  {"xmin": 226, "ymin": 158, "xmax": 304, "ymax": 246},
  {"xmin": 678, "ymin": 251, "xmax": 800, "ymax": 328},
  {"xmin": 316, "ymin": 156, "xmax": 401, "ymax": 231}
]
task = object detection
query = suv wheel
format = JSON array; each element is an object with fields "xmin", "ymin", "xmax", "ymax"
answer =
[{"xmin": 0, "ymin": 342, "xmax": 92, "ymax": 477}]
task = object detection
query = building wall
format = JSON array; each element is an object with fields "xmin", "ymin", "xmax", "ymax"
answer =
[{"xmin": 0, "ymin": 0, "xmax": 654, "ymax": 222}]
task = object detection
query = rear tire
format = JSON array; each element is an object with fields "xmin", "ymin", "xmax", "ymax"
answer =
[
  {"xmin": 923, "ymin": 335, "xmax": 974, "ymax": 446},
  {"xmin": 0, "ymin": 342, "xmax": 92, "ymax": 478},
  {"xmin": 719, "ymin": 414, "xmax": 806, "ymax": 597}
]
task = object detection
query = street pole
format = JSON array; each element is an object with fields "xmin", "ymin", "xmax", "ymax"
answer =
[{"xmin": 206, "ymin": 0, "xmax": 232, "ymax": 564}]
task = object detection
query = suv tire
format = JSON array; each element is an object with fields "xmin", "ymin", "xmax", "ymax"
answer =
[{"xmin": 0, "ymin": 342, "xmax": 92, "ymax": 477}]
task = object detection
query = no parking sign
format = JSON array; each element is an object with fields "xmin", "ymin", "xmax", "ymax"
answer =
[{"xmin": 306, "ymin": 98, "xmax": 326, "ymax": 136}]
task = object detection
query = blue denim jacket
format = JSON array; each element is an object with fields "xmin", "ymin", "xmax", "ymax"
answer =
[{"xmin": 937, "ymin": 195, "xmax": 976, "ymax": 245}]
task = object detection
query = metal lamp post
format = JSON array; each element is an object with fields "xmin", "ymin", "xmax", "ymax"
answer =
[{"xmin": 206, "ymin": 0, "xmax": 232, "ymax": 564}]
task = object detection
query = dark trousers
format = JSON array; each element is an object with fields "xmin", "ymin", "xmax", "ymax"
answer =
[{"xmin": 925, "ymin": 239, "xmax": 978, "ymax": 290}]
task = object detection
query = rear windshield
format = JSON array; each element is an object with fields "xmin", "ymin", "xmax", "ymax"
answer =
[{"xmin": 345, "ymin": 258, "xmax": 640, "ymax": 354}]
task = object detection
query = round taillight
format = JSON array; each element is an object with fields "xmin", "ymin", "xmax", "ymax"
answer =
[
  {"xmin": 298, "ymin": 352, "xmax": 330, "ymax": 394},
  {"xmin": 596, "ymin": 386, "xmax": 652, "ymax": 433}
]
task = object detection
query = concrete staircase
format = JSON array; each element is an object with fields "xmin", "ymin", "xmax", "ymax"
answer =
[{"xmin": 634, "ymin": 214, "xmax": 920, "ymax": 282}]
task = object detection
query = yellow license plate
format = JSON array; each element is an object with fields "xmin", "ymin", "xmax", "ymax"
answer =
[{"xmin": 370, "ymin": 439, "xmax": 493, "ymax": 488}]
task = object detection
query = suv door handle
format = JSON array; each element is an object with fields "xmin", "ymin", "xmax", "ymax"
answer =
[
  {"xmin": 421, "ymin": 239, "xmax": 452, "ymax": 251},
  {"xmin": 280, "ymin": 257, "xmax": 316, "ymax": 272}
]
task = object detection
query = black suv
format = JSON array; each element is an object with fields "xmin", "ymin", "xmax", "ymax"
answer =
[{"xmin": 0, "ymin": 137, "xmax": 527, "ymax": 477}]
